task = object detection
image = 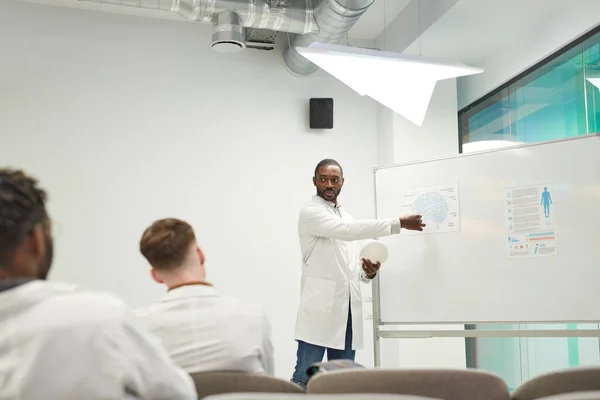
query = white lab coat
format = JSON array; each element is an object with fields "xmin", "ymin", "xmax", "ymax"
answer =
[
  {"xmin": 295, "ymin": 195, "xmax": 401, "ymax": 350},
  {"xmin": 132, "ymin": 284, "xmax": 274, "ymax": 375},
  {"xmin": 0, "ymin": 280, "xmax": 196, "ymax": 400}
]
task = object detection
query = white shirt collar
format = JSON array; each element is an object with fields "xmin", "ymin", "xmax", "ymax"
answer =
[
  {"xmin": 161, "ymin": 284, "xmax": 218, "ymax": 301},
  {"xmin": 313, "ymin": 194, "xmax": 341, "ymax": 209}
]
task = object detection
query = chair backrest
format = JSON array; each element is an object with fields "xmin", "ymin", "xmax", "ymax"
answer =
[
  {"xmin": 190, "ymin": 372, "xmax": 305, "ymax": 399},
  {"xmin": 512, "ymin": 367, "xmax": 600, "ymax": 400},
  {"xmin": 307, "ymin": 360, "xmax": 365, "ymax": 380},
  {"xmin": 307, "ymin": 368, "xmax": 510, "ymax": 400},
  {"xmin": 205, "ymin": 394, "xmax": 443, "ymax": 400},
  {"xmin": 534, "ymin": 391, "xmax": 600, "ymax": 400}
]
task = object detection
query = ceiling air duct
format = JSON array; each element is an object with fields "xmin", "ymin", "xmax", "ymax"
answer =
[
  {"xmin": 283, "ymin": 0, "xmax": 375, "ymax": 76},
  {"xmin": 80, "ymin": 0, "xmax": 374, "ymax": 75},
  {"xmin": 82, "ymin": 0, "xmax": 317, "ymax": 34}
]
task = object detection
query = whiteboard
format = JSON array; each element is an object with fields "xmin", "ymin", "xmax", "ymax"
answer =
[{"xmin": 374, "ymin": 135, "xmax": 600, "ymax": 324}]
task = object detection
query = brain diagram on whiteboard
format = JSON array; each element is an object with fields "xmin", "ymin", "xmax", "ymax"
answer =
[{"xmin": 400, "ymin": 183, "xmax": 460, "ymax": 234}]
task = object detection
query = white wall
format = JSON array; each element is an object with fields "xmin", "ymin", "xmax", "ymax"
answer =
[
  {"xmin": 376, "ymin": 104, "xmax": 395, "ymax": 166},
  {"xmin": 457, "ymin": 0, "xmax": 600, "ymax": 108},
  {"xmin": 377, "ymin": 41, "xmax": 460, "ymax": 165},
  {"xmin": 0, "ymin": 0, "xmax": 380, "ymax": 378},
  {"xmin": 394, "ymin": 78, "xmax": 460, "ymax": 163}
]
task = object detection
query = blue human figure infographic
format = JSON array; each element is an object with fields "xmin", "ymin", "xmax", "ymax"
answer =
[{"xmin": 541, "ymin": 187, "xmax": 553, "ymax": 218}]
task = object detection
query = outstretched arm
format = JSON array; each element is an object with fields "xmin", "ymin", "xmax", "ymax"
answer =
[{"xmin": 298, "ymin": 203, "xmax": 400, "ymax": 241}]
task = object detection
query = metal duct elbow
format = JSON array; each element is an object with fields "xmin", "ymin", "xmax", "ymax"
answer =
[
  {"xmin": 283, "ymin": 0, "xmax": 375, "ymax": 76},
  {"xmin": 212, "ymin": 10, "xmax": 246, "ymax": 53}
]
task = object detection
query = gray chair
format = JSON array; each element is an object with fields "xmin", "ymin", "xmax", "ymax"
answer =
[
  {"xmin": 190, "ymin": 372, "xmax": 305, "ymax": 399},
  {"xmin": 512, "ymin": 367, "xmax": 600, "ymax": 400},
  {"xmin": 205, "ymin": 395, "xmax": 443, "ymax": 400},
  {"xmin": 535, "ymin": 392, "xmax": 600, "ymax": 400},
  {"xmin": 307, "ymin": 368, "xmax": 510, "ymax": 400}
]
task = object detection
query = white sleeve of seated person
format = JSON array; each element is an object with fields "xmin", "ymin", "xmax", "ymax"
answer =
[
  {"xmin": 104, "ymin": 318, "xmax": 197, "ymax": 400},
  {"xmin": 260, "ymin": 311, "xmax": 275, "ymax": 376},
  {"xmin": 299, "ymin": 203, "xmax": 401, "ymax": 241}
]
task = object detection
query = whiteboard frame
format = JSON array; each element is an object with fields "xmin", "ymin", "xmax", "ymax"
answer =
[{"xmin": 370, "ymin": 134, "xmax": 600, "ymax": 367}]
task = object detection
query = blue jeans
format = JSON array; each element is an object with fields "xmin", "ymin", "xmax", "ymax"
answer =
[{"xmin": 291, "ymin": 305, "xmax": 355, "ymax": 389}]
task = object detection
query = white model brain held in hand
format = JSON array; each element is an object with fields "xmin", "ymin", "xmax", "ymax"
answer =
[{"xmin": 360, "ymin": 240, "xmax": 388, "ymax": 265}]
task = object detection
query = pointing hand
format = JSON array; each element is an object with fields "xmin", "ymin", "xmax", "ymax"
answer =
[{"xmin": 400, "ymin": 215, "xmax": 425, "ymax": 231}]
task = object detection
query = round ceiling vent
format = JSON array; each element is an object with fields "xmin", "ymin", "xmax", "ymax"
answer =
[
  {"xmin": 212, "ymin": 11, "xmax": 246, "ymax": 54},
  {"xmin": 212, "ymin": 40, "xmax": 246, "ymax": 53}
]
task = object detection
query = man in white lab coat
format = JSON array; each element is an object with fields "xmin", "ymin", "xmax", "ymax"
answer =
[
  {"xmin": 133, "ymin": 218, "xmax": 274, "ymax": 376},
  {"xmin": 291, "ymin": 159, "xmax": 425, "ymax": 388},
  {"xmin": 0, "ymin": 168, "xmax": 196, "ymax": 400}
]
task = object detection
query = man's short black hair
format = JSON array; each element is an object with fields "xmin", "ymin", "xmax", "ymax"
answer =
[
  {"xmin": 314, "ymin": 159, "xmax": 343, "ymax": 177},
  {"xmin": 0, "ymin": 168, "xmax": 48, "ymax": 266}
]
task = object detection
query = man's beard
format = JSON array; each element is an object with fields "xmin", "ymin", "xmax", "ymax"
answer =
[
  {"xmin": 318, "ymin": 187, "xmax": 341, "ymax": 202},
  {"xmin": 37, "ymin": 235, "xmax": 54, "ymax": 280}
]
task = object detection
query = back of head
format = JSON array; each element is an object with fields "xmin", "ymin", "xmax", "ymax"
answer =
[
  {"xmin": 139, "ymin": 218, "xmax": 196, "ymax": 271},
  {"xmin": 0, "ymin": 168, "xmax": 52, "ymax": 280}
]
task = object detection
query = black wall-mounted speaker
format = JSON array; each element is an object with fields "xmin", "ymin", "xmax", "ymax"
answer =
[{"xmin": 310, "ymin": 98, "xmax": 334, "ymax": 129}]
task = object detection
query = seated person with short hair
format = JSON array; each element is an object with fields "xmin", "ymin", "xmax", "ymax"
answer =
[
  {"xmin": 0, "ymin": 168, "xmax": 196, "ymax": 400},
  {"xmin": 133, "ymin": 218, "xmax": 274, "ymax": 375}
]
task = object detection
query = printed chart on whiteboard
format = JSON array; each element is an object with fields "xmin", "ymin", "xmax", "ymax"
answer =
[
  {"xmin": 505, "ymin": 184, "xmax": 557, "ymax": 257},
  {"xmin": 400, "ymin": 183, "xmax": 460, "ymax": 235}
]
